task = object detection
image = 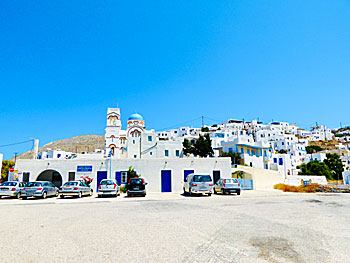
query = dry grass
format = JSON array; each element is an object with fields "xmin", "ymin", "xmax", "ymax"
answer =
[{"xmin": 274, "ymin": 183, "xmax": 320, "ymax": 193}]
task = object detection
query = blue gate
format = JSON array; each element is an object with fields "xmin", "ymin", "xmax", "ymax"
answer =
[
  {"xmin": 238, "ymin": 179, "xmax": 254, "ymax": 190},
  {"xmin": 96, "ymin": 171, "xmax": 107, "ymax": 191},
  {"xmin": 115, "ymin": 171, "xmax": 122, "ymax": 185},
  {"xmin": 161, "ymin": 170, "xmax": 172, "ymax": 192},
  {"xmin": 184, "ymin": 170, "xmax": 194, "ymax": 181}
]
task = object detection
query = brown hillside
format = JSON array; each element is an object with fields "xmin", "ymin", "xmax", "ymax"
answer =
[{"xmin": 14, "ymin": 135, "xmax": 104, "ymax": 160}]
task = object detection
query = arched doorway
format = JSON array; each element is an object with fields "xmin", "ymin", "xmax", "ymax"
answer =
[{"xmin": 36, "ymin": 170, "xmax": 63, "ymax": 188}]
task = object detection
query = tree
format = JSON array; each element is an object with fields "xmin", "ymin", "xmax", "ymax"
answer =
[
  {"xmin": 221, "ymin": 152, "xmax": 243, "ymax": 165},
  {"xmin": 182, "ymin": 134, "xmax": 214, "ymax": 157},
  {"xmin": 183, "ymin": 139, "xmax": 195, "ymax": 156},
  {"xmin": 193, "ymin": 134, "xmax": 214, "ymax": 157},
  {"xmin": 1, "ymin": 160, "xmax": 15, "ymax": 183},
  {"xmin": 306, "ymin": 145, "xmax": 323, "ymax": 154},
  {"xmin": 298, "ymin": 160, "xmax": 333, "ymax": 179},
  {"xmin": 324, "ymin": 153, "xmax": 344, "ymax": 181},
  {"xmin": 201, "ymin": 127, "xmax": 209, "ymax": 132}
]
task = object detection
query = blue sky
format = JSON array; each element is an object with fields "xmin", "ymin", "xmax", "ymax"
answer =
[{"xmin": 1, "ymin": 0, "xmax": 349, "ymax": 159}]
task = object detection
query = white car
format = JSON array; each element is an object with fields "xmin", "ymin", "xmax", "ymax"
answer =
[
  {"xmin": 214, "ymin": 178, "xmax": 241, "ymax": 195},
  {"xmin": 0, "ymin": 181, "xmax": 25, "ymax": 199},
  {"xmin": 98, "ymin": 179, "xmax": 120, "ymax": 198},
  {"xmin": 183, "ymin": 173, "xmax": 213, "ymax": 196}
]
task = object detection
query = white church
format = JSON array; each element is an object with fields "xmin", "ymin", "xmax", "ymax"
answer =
[{"xmin": 104, "ymin": 108, "xmax": 184, "ymax": 159}]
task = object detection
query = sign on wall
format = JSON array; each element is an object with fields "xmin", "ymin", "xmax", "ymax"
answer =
[{"xmin": 77, "ymin": 166, "xmax": 93, "ymax": 172}]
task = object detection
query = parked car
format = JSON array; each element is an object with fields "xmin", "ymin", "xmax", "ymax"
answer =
[
  {"xmin": 0, "ymin": 181, "xmax": 26, "ymax": 199},
  {"xmin": 21, "ymin": 181, "xmax": 59, "ymax": 199},
  {"xmin": 98, "ymin": 179, "xmax": 120, "ymax": 198},
  {"xmin": 59, "ymin": 181, "xmax": 93, "ymax": 198},
  {"xmin": 183, "ymin": 173, "xmax": 213, "ymax": 196},
  {"xmin": 127, "ymin": 178, "xmax": 147, "ymax": 197},
  {"xmin": 214, "ymin": 178, "xmax": 241, "ymax": 195}
]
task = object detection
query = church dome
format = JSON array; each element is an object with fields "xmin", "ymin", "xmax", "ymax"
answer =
[{"xmin": 128, "ymin": 113, "xmax": 144, "ymax": 121}]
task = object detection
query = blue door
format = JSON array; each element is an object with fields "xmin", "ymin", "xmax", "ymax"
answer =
[
  {"xmin": 161, "ymin": 170, "xmax": 172, "ymax": 192},
  {"xmin": 115, "ymin": 171, "xmax": 122, "ymax": 185},
  {"xmin": 184, "ymin": 170, "xmax": 194, "ymax": 181},
  {"xmin": 96, "ymin": 171, "xmax": 107, "ymax": 191}
]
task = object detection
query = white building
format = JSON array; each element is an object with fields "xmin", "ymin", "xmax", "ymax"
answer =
[
  {"xmin": 14, "ymin": 158, "xmax": 231, "ymax": 192},
  {"xmin": 0, "ymin": 153, "xmax": 3, "ymax": 176}
]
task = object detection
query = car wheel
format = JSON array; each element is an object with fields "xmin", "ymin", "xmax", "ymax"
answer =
[
  {"xmin": 78, "ymin": 192, "xmax": 82, "ymax": 198},
  {"xmin": 42, "ymin": 192, "xmax": 47, "ymax": 199},
  {"xmin": 208, "ymin": 193, "xmax": 212, "ymax": 197},
  {"xmin": 90, "ymin": 190, "xmax": 93, "ymax": 196},
  {"xmin": 213, "ymin": 188, "xmax": 217, "ymax": 194},
  {"xmin": 183, "ymin": 187, "xmax": 188, "ymax": 196},
  {"xmin": 60, "ymin": 195, "xmax": 64, "ymax": 199},
  {"xmin": 189, "ymin": 188, "xmax": 192, "ymax": 196},
  {"xmin": 237, "ymin": 190, "xmax": 241, "ymax": 196},
  {"xmin": 55, "ymin": 191, "xmax": 59, "ymax": 197},
  {"xmin": 22, "ymin": 196, "xmax": 27, "ymax": 200},
  {"xmin": 16, "ymin": 192, "xmax": 21, "ymax": 199}
]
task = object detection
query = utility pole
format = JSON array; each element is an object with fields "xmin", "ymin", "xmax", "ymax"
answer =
[
  {"xmin": 14, "ymin": 152, "xmax": 18, "ymax": 163},
  {"xmin": 201, "ymin": 116, "xmax": 204, "ymax": 128}
]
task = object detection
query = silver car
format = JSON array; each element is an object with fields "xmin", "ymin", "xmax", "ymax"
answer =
[
  {"xmin": 59, "ymin": 181, "xmax": 93, "ymax": 198},
  {"xmin": 21, "ymin": 181, "xmax": 59, "ymax": 199},
  {"xmin": 98, "ymin": 179, "xmax": 120, "ymax": 198},
  {"xmin": 183, "ymin": 173, "xmax": 213, "ymax": 196},
  {"xmin": 214, "ymin": 178, "xmax": 241, "ymax": 195},
  {"xmin": 0, "ymin": 181, "xmax": 25, "ymax": 199}
]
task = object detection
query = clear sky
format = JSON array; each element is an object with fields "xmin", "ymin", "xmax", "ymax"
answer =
[{"xmin": 1, "ymin": 0, "xmax": 349, "ymax": 159}]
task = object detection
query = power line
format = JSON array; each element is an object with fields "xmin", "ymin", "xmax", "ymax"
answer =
[
  {"xmin": 0, "ymin": 140, "xmax": 33, "ymax": 148},
  {"xmin": 156, "ymin": 117, "xmax": 202, "ymax": 131}
]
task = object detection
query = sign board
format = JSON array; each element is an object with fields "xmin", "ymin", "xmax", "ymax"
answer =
[
  {"xmin": 9, "ymin": 167, "xmax": 14, "ymax": 172},
  {"xmin": 77, "ymin": 166, "xmax": 93, "ymax": 172},
  {"xmin": 303, "ymin": 180, "xmax": 310, "ymax": 186}
]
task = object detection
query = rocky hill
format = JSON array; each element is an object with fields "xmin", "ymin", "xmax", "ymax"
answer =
[{"xmin": 14, "ymin": 135, "xmax": 104, "ymax": 160}]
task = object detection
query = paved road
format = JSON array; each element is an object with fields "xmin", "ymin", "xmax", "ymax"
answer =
[{"xmin": 0, "ymin": 191, "xmax": 349, "ymax": 263}]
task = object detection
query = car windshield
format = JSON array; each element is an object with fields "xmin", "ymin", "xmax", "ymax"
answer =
[
  {"xmin": 101, "ymin": 180, "xmax": 115, "ymax": 185},
  {"xmin": 26, "ymin": 182, "xmax": 42, "ymax": 187},
  {"xmin": 64, "ymin": 182, "xmax": 78, "ymax": 186},
  {"xmin": 224, "ymin": 179, "xmax": 232, "ymax": 183},
  {"xmin": 1, "ymin": 182, "xmax": 17, "ymax": 186},
  {"xmin": 130, "ymin": 178, "xmax": 143, "ymax": 185},
  {"xmin": 193, "ymin": 175, "xmax": 212, "ymax": 182}
]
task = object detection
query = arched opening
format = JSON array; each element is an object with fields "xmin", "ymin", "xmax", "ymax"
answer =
[{"xmin": 36, "ymin": 170, "xmax": 63, "ymax": 188}]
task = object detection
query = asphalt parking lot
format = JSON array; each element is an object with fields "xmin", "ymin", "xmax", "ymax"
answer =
[{"xmin": 0, "ymin": 190, "xmax": 349, "ymax": 263}]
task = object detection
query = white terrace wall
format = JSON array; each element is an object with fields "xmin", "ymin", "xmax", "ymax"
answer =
[
  {"xmin": 232, "ymin": 165, "xmax": 284, "ymax": 190},
  {"xmin": 14, "ymin": 157, "xmax": 231, "ymax": 192},
  {"xmin": 284, "ymin": 176, "xmax": 328, "ymax": 186}
]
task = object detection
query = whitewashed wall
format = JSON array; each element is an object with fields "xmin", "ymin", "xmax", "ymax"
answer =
[{"xmin": 14, "ymin": 157, "xmax": 231, "ymax": 192}]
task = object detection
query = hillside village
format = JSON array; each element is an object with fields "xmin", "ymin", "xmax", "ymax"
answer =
[{"xmin": 14, "ymin": 107, "xmax": 349, "ymax": 181}]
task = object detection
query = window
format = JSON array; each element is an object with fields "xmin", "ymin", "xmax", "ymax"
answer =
[
  {"xmin": 273, "ymin": 158, "xmax": 277, "ymax": 163},
  {"xmin": 148, "ymin": 136, "xmax": 152, "ymax": 142},
  {"xmin": 134, "ymin": 155, "xmax": 137, "ymax": 158},
  {"xmin": 133, "ymin": 140, "xmax": 135, "ymax": 144},
  {"xmin": 165, "ymin": 150, "xmax": 169, "ymax": 157},
  {"xmin": 279, "ymin": 158, "xmax": 283, "ymax": 165},
  {"xmin": 150, "ymin": 152, "xmax": 153, "ymax": 156},
  {"xmin": 57, "ymin": 154, "xmax": 61, "ymax": 158},
  {"xmin": 264, "ymin": 164, "xmax": 268, "ymax": 169},
  {"xmin": 229, "ymin": 148, "xmax": 233, "ymax": 153},
  {"xmin": 121, "ymin": 172, "xmax": 127, "ymax": 183},
  {"xmin": 176, "ymin": 150, "xmax": 180, "ymax": 157}
]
